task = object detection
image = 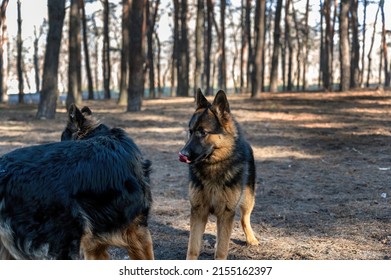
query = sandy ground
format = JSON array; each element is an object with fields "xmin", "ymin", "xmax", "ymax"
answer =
[{"xmin": 0, "ymin": 89, "xmax": 390, "ymax": 260}]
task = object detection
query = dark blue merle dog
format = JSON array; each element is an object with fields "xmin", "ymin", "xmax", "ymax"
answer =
[{"xmin": 0, "ymin": 104, "xmax": 153, "ymax": 260}]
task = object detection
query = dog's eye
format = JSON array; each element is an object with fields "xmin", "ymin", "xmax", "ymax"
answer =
[{"xmin": 195, "ymin": 130, "xmax": 207, "ymax": 138}]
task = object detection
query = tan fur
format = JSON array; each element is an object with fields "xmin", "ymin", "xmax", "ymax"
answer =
[{"xmin": 80, "ymin": 215, "xmax": 154, "ymax": 260}]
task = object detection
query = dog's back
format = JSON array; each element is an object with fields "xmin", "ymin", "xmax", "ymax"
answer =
[{"xmin": 0, "ymin": 104, "xmax": 154, "ymax": 260}]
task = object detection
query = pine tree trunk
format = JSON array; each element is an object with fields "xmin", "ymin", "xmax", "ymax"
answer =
[
  {"xmin": 251, "ymin": 0, "xmax": 266, "ymax": 97},
  {"xmin": 0, "ymin": 0, "xmax": 9, "ymax": 103},
  {"xmin": 118, "ymin": 0, "xmax": 130, "ymax": 105},
  {"xmin": 127, "ymin": 0, "xmax": 145, "ymax": 111},
  {"xmin": 66, "ymin": 0, "xmax": 81, "ymax": 109},
  {"xmin": 81, "ymin": 0, "xmax": 94, "ymax": 100},
  {"xmin": 194, "ymin": 0, "xmax": 204, "ymax": 96},
  {"xmin": 102, "ymin": 0, "xmax": 111, "ymax": 99},
  {"xmin": 339, "ymin": 0, "xmax": 350, "ymax": 91},
  {"xmin": 17, "ymin": 0, "xmax": 24, "ymax": 103},
  {"xmin": 36, "ymin": 0, "xmax": 66, "ymax": 119},
  {"xmin": 269, "ymin": 0, "xmax": 283, "ymax": 93},
  {"xmin": 350, "ymin": 0, "xmax": 360, "ymax": 88}
]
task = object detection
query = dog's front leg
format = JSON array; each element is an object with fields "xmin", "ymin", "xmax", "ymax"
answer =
[
  {"xmin": 215, "ymin": 210, "xmax": 235, "ymax": 260},
  {"xmin": 186, "ymin": 205, "xmax": 209, "ymax": 260}
]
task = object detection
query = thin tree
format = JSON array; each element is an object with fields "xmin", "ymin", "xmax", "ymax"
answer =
[
  {"xmin": 36, "ymin": 0, "xmax": 66, "ymax": 119},
  {"xmin": 251, "ymin": 0, "xmax": 266, "ymax": 97},
  {"xmin": 194, "ymin": 0, "xmax": 204, "ymax": 96},
  {"xmin": 33, "ymin": 25, "xmax": 44, "ymax": 94},
  {"xmin": 339, "ymin": 0, "xmax": 350, "ymax": 91},
  {"xmin": 380, "ymin": 0, "xmax": 389, "ymax": 86},
  {"xmin": 80, "ymin": 0, "xmax": 94, "ymax": 100},
  {"xmin": 218, "ymin": 0, "xmax": 226, "ymax": 91},
  {"xmin": 269, "ymin": 0, "xmax": 283, "ymax": 93},
  {"xmin": 127, "ymin": 0, "xmax": 146, "ymax": 111},
  {"xmin": 350, "ymin": 0, "xmax": 360, "ymax": 88},
  {"xmin": 366, "ymin": 1, "xmax": 380, "ymax": 87},
  {"xmin": 177, "ymin": 0, "xmax": 189, "ymax": 96},
  {"xmin": 146, "ymin": 0, "xmax": 160, "ymax": 98},
  {"xmin": 102, "ymin": 0, "xmax": 111, "ymax": 99},
  {"xmin": 204, "ymin": 0, "xmax": 213, "ymax": 95},
  {"xmin": 302, "ymin": 0, "xmax": 309, "ymax": 91},
  {"xmin": 66, "ymin": 0, "xmax": 82, "ymax": 109},
  {"xmin": 16, "ymin": 0, "xmax": 24, "ymax": 103},
  {"xmin": 0, "ymin": 0, "xmax": 9, "ymax": 103},
  {"xmin": 118, "ymin": 0, "xmax": 130, "ymax": 105},
  {"xmin": 360, "ymin": 0, "xmax": 368, "ymax": 86}
]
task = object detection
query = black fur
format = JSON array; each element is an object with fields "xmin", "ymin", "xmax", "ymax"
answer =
[{"xmin": 0, "ymin": 105, "xmax": 152, "ymax": 260}]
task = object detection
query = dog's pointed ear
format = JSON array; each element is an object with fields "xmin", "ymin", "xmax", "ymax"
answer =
[
  {"xmin": 212, "ymin": 90, "xmax": 230, "ymax": 115},
  {"xmin": 81, "ymin": 106, "xmax": 92, "ymax": 116},
  {"xmin": 68, "ymin": 103, "xmax": 85, "ymax": 128},
  {"xmin": 196, "ymin": 88, "xmax": 210, "ymax": 109}
]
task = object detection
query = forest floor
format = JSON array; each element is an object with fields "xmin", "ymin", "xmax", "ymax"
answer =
[{"xmin": 0, "ymin": 89, "xmax": 390, "ymax": 260}]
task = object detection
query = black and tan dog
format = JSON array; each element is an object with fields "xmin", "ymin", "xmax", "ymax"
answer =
[
  {"xmin": 0, "ymin": 104, "xmax": 154, "ymax": 260},
  {"xmin": 179, "ymin": 89, "xmax": 259, "ymax": 260}
]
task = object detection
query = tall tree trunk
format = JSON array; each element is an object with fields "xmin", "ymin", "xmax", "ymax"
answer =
[
  {"xmin": 33, "ymin": 25, "xmax": 43, "ymax": 94},
  {"xmin": 194, "ymin": 0, "xmax": 204, "ymax": 95},
  {"xmin": 251, "ymin": 0, "xmax": 266, "ymax": 97},
  {"xmin": 17, "ymin": 0, "xmax": 24, "ymax": 103},
  {"xmin": 80, "ymin": 0, "xmax": 94, "ymax": 100},
  {"xmin": 245, "ymin": 0, "xmax": 252, "ymax": 90},
  {"xmin": 205, "ymin": 0, "xmax": 213, "ymax": 96},
  {"xmin": 269, "ymin": 0, "xmax": 283, "ymax": 93},
  {"xmin": 102, "ymin": 0, "xmax": 111, "ymax": 99},
  {"xmin": 146, "ymin": 0, "xmax": 159, "ymax": 98},
  {"xmin": 240, "ymin": 0, "xmax": 247, "ymax": 92},
  {"xmin": 339, "ymin": 0, "xmax": 350, "ymax": 91},
  {"xmin": 360, "ymin": 0, "xmax": 368, "ymax": 87},
  {"xmin": 177, "ymin": 0, "xmax": 189, "ymax": 96},
  {"xmin": 36, "ymin": 0, "xmax": 66, "ymax": 119},
  {"xmin": 366, "ymin": 2, "xmax": 380, "ymax": 87},
  {"xmin": 218, "ymin": 0, "xmax": 226, "ymax": 91},
  {"xmin": 0, "ymin": 0, "xmax": 9, "ymax": 103},
  {"xmin": 127, "ymin": 0, "xmax": 146, "ymax": 111},
  {"xmin": 321, "ymin": 0, "xmax": 332, "ymax": 91},
  {"xmin": 380, "ymin": 0, "xmax": 389, "ymax": 87},
  {"xmin": 154, "ymin": 31, "xmax": 162, "ymax": 97},
  {"xmin": 66, "ymin": 0, "xmax": 81, "ymax": 109},
  {"xmin": 118, "ymin": 0, "xmax": 130, "ymax": 105},
  {"xmin": 302, "ymin": 0, "xmax": 309, "ymax": 91},
  {"xmin": 350, "ymin": 0, "xmax": 360, "ymax": 89},
  {"xmin": 171, "ymin": 0, "xmax": 179, "ymax": 97}
]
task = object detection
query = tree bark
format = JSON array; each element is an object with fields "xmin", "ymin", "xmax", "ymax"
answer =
[
  {"xmin": 177, "ymin": 0, "xmax": 189, "ymax": 96},
  {"xmin": 0, "ymin": 0, "xmax": 9, "ymax": 103},
  {"xmin": 194, "ymin": 0, "xmax": 204, "ymax": 96},
  {"xmin": 350, "ymin": 0, "xmax": 360, "ymax": 88},
  {"xmin": 218, "ymin": 0, "xmax": 226, "ymax": 91},
  {"xmin": 118, "ymin": 0, "xmax": 130, "ymax": 105},
  {"xmin": 251, "ymin": 0, "xmax": 266, "ymax": 97},
  {"xmin": 80, "ymin": 0, "xmax": 94, "ymax": 100},
  {"xmin": 66, "ymin": 0, "xmax": 81, "ymax": 109},
  {"xmin": 339, "ymin": 0, "xmax": 350, "ymax": 91},
  {"xmin": 36, "ymin": 0, "xmax": 66, "ymax": 119},
  {"xmin": 127, "ymin": 0, "xmax": 145, "ymax": 111},
  {"xmin": 366, "ymin": 2, "xmax": 380, "ymax": 87},
  {"xmin": 204, "ymin": 0, "xmax": 213, "ymax": 95},
  {"xmin": 380, "ymin": 0, "xmax": 389, "ymax": 87},
  {"xmin": 17, "ymin": 0, "xmax": 24, "ymax": 103},
  {"xmin": 269, "ymin": 0, "xmax": 283, "ymax": 93},
  {"xmin": 102, "ymin": 0, "xmax": 111, "ymax": 99}
]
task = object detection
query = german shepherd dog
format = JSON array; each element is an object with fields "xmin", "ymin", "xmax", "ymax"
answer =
[
  {"xmin": 179, "ymin": 89, "xmax": 259, "ymax": 260},
  {"xmin": 0, "ymin": 104, "xmax": 154, "ymax": 260}
]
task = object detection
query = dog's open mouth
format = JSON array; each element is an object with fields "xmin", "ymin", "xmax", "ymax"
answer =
[{"xmin": 178, "ymin": 152, "xmax": 191, "ymax": 164}]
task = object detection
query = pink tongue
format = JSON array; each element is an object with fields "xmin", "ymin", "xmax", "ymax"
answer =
[{"xmin": 178, "ymin": 153, "xmax": 191, "ymax": 163}]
